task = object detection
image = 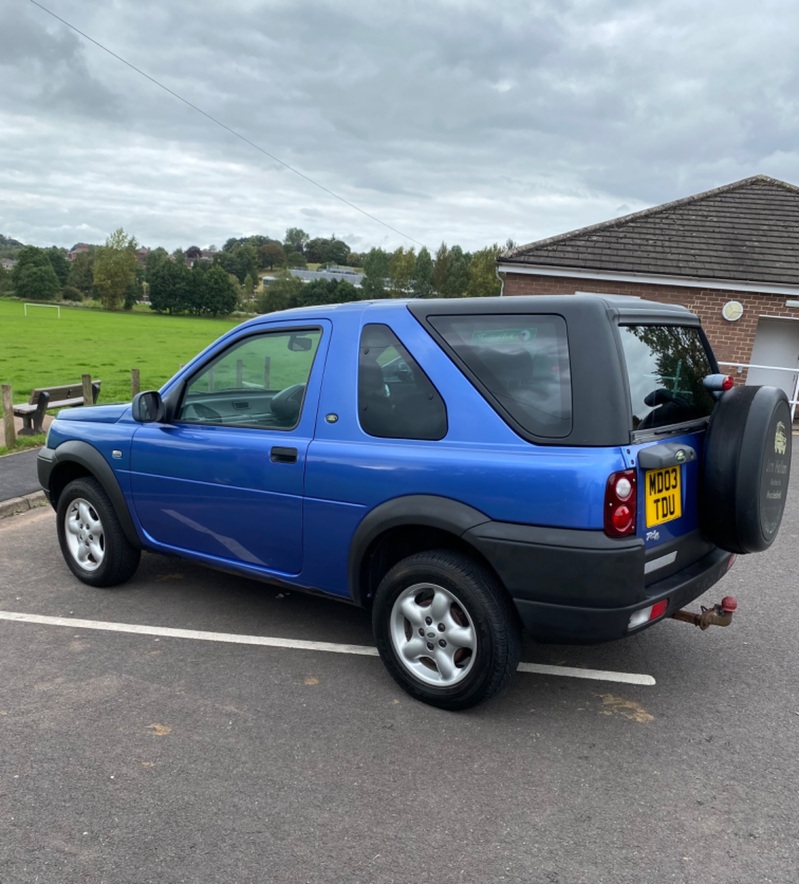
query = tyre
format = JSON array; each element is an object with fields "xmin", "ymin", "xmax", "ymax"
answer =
[
  {"xmin": 372, "ymin": 550, "xmax": 521, "ymax": 710},
  {"xmin": 700, "ymin": 385, "xmax": 792, "ymax": 554},
  {"xmin": 56, "ymin": 477, "xmax": 141, "ymax": 587}
]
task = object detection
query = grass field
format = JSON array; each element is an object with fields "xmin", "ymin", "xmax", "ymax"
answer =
[{"xmin": 0, "ymin": 299, "xmax": 243, "ymax": 408}]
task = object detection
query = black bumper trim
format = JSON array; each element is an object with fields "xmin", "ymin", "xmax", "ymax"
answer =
[{"xmin": 513, "ymin": 547, "xmax": 733, "ymax": 644}]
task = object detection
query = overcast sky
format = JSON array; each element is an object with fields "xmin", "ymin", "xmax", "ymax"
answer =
[{"xmin": 2, "ymin": 0, "xmax": 799, "ymax": 255}]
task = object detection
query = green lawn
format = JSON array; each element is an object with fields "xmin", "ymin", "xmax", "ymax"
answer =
[{"xmin": 0, "ymin": 298, "xmax": 242, "ymax": 407}]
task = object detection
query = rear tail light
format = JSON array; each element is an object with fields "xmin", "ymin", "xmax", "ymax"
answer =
[{"xmin": 604, "ymin": 469, "xmax": 637, "ymax": 537}]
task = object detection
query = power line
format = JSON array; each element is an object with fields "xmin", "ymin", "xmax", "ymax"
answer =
[{"xmin": 27, "ymin": 0, "xmax": 426, "ymax": 248}]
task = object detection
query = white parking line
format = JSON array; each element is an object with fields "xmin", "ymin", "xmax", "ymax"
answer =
[
  {"xmin": 517, "ymin": 662, "xmax": 655, "ymax": 685},
  {"xmin": 0, "ymin": 611, "xmax": 656, "ymax": 686}
]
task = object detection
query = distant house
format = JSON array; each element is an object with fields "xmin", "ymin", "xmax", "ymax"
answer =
[
  {"xmin": 497, "ymin": 175, "xmax": 799, "ymax": 414},
  {"xmin": 1, "ymin": 258, "xmax": 17, "ymax": 270},
  {"xmin": 263, "ymin": 266, "xmax": 364, "ymax": 288},
  {"xmin": 67, "ymin": 243, "xmax": 91, "ymax": 261},
  {"xmin": 184, "ymin": 247, "xmax": 216, "ymax": 268}
]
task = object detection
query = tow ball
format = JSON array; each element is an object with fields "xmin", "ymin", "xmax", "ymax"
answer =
[{"xmin": 672, "ymin": 596, "xmax": 737, "ymax": 630}]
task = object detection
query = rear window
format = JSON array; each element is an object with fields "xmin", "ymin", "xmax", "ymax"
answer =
[
  {"xmin": 427, "ymin": 314, "xmax": 572, "ymax": 438},
  {"xmin": 619, "ymin": 325, "xmax": 716, "ymax": 431}
]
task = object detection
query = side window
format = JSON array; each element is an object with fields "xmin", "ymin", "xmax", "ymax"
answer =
[
  {"xmin": 427, "ymin": 314, "xmax": 572, "ymax": 438},
  {"xmin": 358, "ymin": 324, "xmax": 447, "ymax": 440},
  {"xmin": 178, "ymin": 328, "xmax": 322, "ymax": 429}
]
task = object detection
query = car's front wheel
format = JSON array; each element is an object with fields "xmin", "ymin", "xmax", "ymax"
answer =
[
  {"xmin": 56, "ymin": 477, "xmax": 141, "ymax": 587},
  {"xmin": 372, "ymin": 550, "xmax": 521, "ymax": 710}
]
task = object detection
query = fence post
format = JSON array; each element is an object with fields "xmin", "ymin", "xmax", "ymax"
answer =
[
  {"xmin": 131, "ymin": 369, "xmax": 141, "ymax": 398},
  {"xmin": 82, "ymin": 374, "xmax": 92, "ymax": 406},
  {"xmin": 1, "ymin": 384, "xmax": 16, "ymax": 448}
]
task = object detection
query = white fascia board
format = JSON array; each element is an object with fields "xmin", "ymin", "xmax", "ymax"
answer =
[{"xmin": 495, "ymin": 262, "xmax": 799, "ymax": 298}]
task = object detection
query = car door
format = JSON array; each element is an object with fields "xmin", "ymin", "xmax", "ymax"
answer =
[{"xmin": 129, "ymin": 323, "xmax": 328, "ymax": 576}]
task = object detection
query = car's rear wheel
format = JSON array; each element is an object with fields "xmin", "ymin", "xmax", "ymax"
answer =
[
  {"xmin": 372, "ymin": 550, "xmax": 521, "ymax": 710},
  {"xmin": 56, "ymin": 478, "xmax": 141, "ymax": 587}
]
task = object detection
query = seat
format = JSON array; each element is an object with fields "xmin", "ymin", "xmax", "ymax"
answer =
[{"xmin": 358, "ymin": 360, "xmax": 395, "ymax": 436}]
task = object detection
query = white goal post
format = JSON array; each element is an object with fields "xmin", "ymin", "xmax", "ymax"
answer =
[{"xmin": 24, "ymin": 303, "xmax": 61, "ymax": 318}]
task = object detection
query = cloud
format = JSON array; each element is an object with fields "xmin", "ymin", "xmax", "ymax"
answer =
[{"xmin": 2, "ymin": 0, "xmax": 799, "ymax": 252}]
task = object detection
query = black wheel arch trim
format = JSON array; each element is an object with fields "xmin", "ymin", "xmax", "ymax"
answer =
[
  {"xmin": 348, "ymin": 495, "xmax": 491, "ymax": 605},
  {"xmin": 38, "ymin": 441, "xmax": 141, "ymax": 549}
]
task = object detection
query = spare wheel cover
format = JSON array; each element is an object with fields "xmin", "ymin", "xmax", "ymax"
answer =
[{"xmin": 700, "ymin": 385, "xmax": 792, "ymax": 554}]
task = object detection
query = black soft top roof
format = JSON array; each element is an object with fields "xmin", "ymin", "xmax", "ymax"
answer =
[
  {"xmin": 407, "ymin": 294, "xmax": 711, "ymax": 447},
  {"xmin": 406, "ymin": 293, "xmax": 700, "ymax": 326}
]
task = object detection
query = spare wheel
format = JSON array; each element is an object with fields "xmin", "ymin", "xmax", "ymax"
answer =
[{"xmin": 700, "ymin": 385, "xmax": 792, "ymax": 554}]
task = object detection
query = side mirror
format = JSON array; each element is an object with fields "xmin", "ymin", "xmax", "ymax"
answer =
[{"xmin": 132, "ymin": 391, "xmax": 166, "ymax": 423}]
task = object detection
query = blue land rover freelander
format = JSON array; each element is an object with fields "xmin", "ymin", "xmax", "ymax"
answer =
[{"xmin": 38, "ymin": 295, "xmax": 792, "ymax": 709}]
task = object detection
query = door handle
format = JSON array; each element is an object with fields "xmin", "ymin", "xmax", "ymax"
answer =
[{"xmin": 270, "ymin": 446, "xmax": 298, "ymax": 464}]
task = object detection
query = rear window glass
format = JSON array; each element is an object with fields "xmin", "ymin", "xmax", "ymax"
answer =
[
  {"xmin": 619, "ymin": 325, "xmax": 715, "ymax": 431},
  {"xmin": 427, "ymin": 314, "xmax": 572, "ymax": 438}
]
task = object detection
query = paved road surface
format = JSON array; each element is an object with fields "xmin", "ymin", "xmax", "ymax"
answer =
[
  {"xmin": 1, "ymin": 478, "xmax": 797, "ymax": 884},
  {"xmin": 0, "ymin": 448, "xmax": 40, "ymax": 501}
]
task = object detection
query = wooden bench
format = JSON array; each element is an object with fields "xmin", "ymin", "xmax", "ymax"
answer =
[{"xmin": 13, "ymin": 381, "xmax": 102, "ymax": 435}]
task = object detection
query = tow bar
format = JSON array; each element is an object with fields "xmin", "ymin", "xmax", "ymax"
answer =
[{"xmin": 672, "ymin": 596, "xmax": 737, "ymax": 630}]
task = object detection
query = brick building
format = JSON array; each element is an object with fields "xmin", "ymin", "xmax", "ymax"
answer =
[{"xmin": 497, "ymin": 175, "xmax": 799, "ymax": 415}]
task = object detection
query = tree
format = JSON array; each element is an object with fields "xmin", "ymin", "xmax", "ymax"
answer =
[
  {"xmin": 12, "ymin": 246, "xmax": 61, "ymax": 301},
  {"xmin": 259, "ymin": 241, "xmax": 286, "ymax": 270},
  {"xmin": 412, "ymin": 247, "xmax": 434, "ymax": 298},
  {"xmin": 442, "ymin": 245, "xmax": 469, "ymax": 298},
  {"xmin": 389, "ymin": 247, "xmax": 415, "ymax": 297},
  {"xmin": 465, "ymin": 245, "xmax": 502, "ymax": 298},
  {"xmin": 93, "ymin": 228, "xmax": 138, "ymax": 310},
  {"xmin": 306, "ymin": 236, "xmax": 351, "ymax": 266},
  {"xmin": 215, "ymin": 241, "xmax": 258, "ymax": 283},
  {"xmin": 144, "ymin": 247, "xmax": 170, "ymax": 281},
  {"xmin": 305, "ymin": 237, "xmax": 328, "ymax": 264},
  {"xmin": 67, "ymin": 250, "xmax": 94, "ymax": 296},
  {"xmin": 149, "ymin": 257, "xmax": 192, "ymax": 314},
  {"xmin": 324, "ymin": 238, "xmax": 350, "ymax": 266},
  {"xmin": 361, "ymin": 247, "xmax": 390, "ymax": 299},
  {"xmin": 286, "ymin": 250, "xmax": 308, "ymax": 268},
  {"xmin": 257, "ymin": 272, "xmax": 304, "ymax": 313},
  {"xmin": 197, "ymin": 264, "xmax": 239, "ymax": 317},
  {"xmin": 432, "ymin": 242, "xmax": 450, "ymax": 294},
  {"xmin": 45, "ymin": 247, "xmax": 70, "ymax": 286},
  {"xmin": 283, "ymin": 227, "xmax": 309, "ymax": 255},
  {"xmin": 295, "ymin": 278, "xmax": 358, "ymax": 308}
]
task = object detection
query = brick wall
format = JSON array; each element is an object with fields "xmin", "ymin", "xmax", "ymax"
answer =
[{"xmin": 501, "ymin": 272, "xmax": 799, "ymax": 375}]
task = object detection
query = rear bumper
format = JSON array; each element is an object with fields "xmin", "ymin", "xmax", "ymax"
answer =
[
  {"xmin": 513, "ymin": 547, "xmax": 733, "ymax": 643},
  {"xmin": 463, "ymin": 521, "xmax": 734, "ymax": 644}
]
